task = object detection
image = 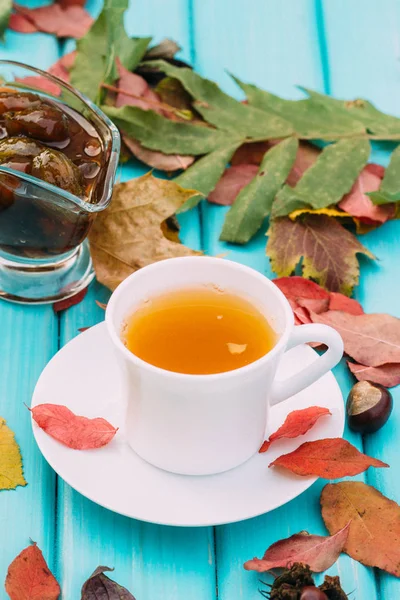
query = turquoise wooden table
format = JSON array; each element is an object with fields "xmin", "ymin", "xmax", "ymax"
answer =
[{"xmin": 1, "ymin": 0, "xmax": 399, "ymax": 597}]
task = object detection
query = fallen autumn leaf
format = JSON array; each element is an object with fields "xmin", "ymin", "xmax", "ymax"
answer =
[
  {"xmin": 88, "ymin": 172, "xmax": 201, "ymax": 291},
  {"xmin": 259, "ymin": 406, "xmax": 331, "ymax": 453},
  {"xmin": 244, "ymin": 522, "xmax": 350, "ymax": 573},
  {"xmin": 0, "ymin": 417, "xmax": 26, "ymax": 491},
  {"xmin": 321, "ymin": 481, "xmax": 400, "ymax": 577},
  {"xmin": 30, "ymin": 404, "xmax": 118, "ymax": 450},
  {"xmin": 269, "ymin": 438, "xmax": 388, "ymax": 478},
  {"xmin": 5, "ymin": 543, "xmax": 60, "ymax": 600}
]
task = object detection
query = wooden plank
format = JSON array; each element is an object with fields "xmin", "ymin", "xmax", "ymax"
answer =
[
  {"xmin": 0, "ymin": 7, "xmax": 60, "ymax": 585},
  {"xmin": 56, "ymin": 3, "xmax": 213, "ymax": 598},
  {"xmin": 321, "ymin": 0, "xmax": 400, "ymax": 596},
  {"xmin": 192, "ymin": 0, "xmax": 378, "ymax": 597}
]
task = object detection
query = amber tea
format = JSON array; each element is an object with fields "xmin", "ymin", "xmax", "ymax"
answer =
[{"xmin": 123, "ymin": 287, "xmax": 277, "ymax": 375}]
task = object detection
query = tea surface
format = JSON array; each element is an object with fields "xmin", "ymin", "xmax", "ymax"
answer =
[{"xmin": 123, "ymin": 287, "xmax": 276, "ymax": 374}]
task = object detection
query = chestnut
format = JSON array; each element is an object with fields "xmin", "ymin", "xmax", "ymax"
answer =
[
  {"xmin": 300, "ymin": 587, "xmax": 328, "ymax": 600},
  {"xmin": 346, "ymin": 380, "xmax": 393, "ymax": 434}
]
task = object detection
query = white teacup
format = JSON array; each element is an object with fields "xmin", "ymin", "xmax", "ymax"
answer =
[{"xmin": 106, "ymin": 257, "xmax": 343, "ymax": 476}]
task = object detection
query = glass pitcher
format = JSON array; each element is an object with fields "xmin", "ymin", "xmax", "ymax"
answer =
[{"xmin": 0, "ymin": 60, "xmax": 120, "ymax": 304}]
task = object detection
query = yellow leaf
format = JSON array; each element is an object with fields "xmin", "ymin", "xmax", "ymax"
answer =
[
  {"xmin": 289, "ymin": 207, "xmax": 352, "ymax": 221},
  {"xmin": 89, "ymin": 172, "xmax": 202, "ymax": 291},
  {"xmin": 288, "ymin": 206, "xmax": 382, "ymax": 235},
  {"xmin": 0, "ymin": 418, "xmax": 27, "ymax": 490}
]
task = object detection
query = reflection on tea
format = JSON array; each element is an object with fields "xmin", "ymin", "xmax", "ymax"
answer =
[{"xmin": 123, "ymin": 287, "xmax": 276, "ymax": 374}]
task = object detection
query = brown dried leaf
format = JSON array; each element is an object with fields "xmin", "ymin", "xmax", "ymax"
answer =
[
  {"xmin": 89, "ymin": 173, "xmax": 201, "ymax": 290},
  {"xmin": 347, "ymin": 361, "xmax": 400, "ymax": 388},
  {"xmin": 310, "ymin": 310, "xmax": 400, "ymax": 367},
  {"xmin": 321, "ymin": 481, "xmax": 400, "ymax": 577}
]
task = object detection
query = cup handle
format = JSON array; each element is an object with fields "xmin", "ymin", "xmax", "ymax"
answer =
[{"xmin": 270, "ymin": 324, "xmax": 344, "ymax": 406}]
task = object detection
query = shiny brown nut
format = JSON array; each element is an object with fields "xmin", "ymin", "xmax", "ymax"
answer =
[
  {"xmin": 346, "ymin": 380, "xmax": 393, "ymax": 434},
  {"xmin": 300, "ymin": 588, "xmax": 328, "ymax": 600},
  {"xmin": 4, "ymin": 105, "xmax": 69, "ymax": 142},
  {"xmin": 31, "ymin": 148, "xmax": 83, "ymax": 197},
  {"xmin": 0, "ymin": 91, "xmax": 41, "ymax": 114},
  {"xmin": 0, "ymin": 136, "xmax": 44, "ymax": 161}
]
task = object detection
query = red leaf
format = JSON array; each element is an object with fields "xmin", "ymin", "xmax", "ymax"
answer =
[
  {"xmin": 243, "ymin": 522, "xmax": 350, "ymax": 573},
  {"xmin": 208, "ymin": 164, "xmax": 260, "ymax": 206},
  {"xmin": 57, "ymin": 0, "xmax": 85, "ymax": 8},
  {"xmin": 9, "ymin": 12, "xmax": 37, "ymax": 32},
  {"xmin": 5, "ymin": 543, "xmax": 60, "ymax": 600},
  {"xmin": 116, "ymin": 58, "xmax": 162, "ymax": 112},
  {"xmin": 365, "ymin": 162, "xmax": 385, "ymax": 179},
  {"xmin": 230, "ymin": 141, "xmax": 272, "ymax": 166},
  {"xmin": 30, "ymin": 404, "xmax": 118, "ymax": 450},
  {"xmin": 286, "ymin": 142, "xmax": 320, "ymax": 186},
  {"xmin": 53, "ymin": 287, "xmax": 88, "ymax": 313},
  {"xmin": 274, "ymin": 276, "xmax": 330, "ymax": 303},
  {"xmin": 13, "ymin": 4, "xmax": 93, "ymax": 38},
  {"xmin": 348, "ymin": 361, "xmax": 400, "ymax": 388},
  {"xmin": 310, "ymin": 311, "xmax": 400, "ymax": 367},
  {"xmin": 269, "ymin": 438, "xmax": 388, "ymax": 478},
  {"xmin": 297, "ymin": 296, "xmax": 330, "ymax": 314},
  {"xmin": 338, "ymin": 166, "xmax": 395, "ymax": 225},
  {"xmin": 48, "ymin": 51, "xmax": 76, "ymax": 83},
  {"xmin": 329, "ymin": 292, "xmax": 364, "ymax": 315},
  {"xmin": 16, "ymin": 52, "xmax": 77, "ymax": 98},
  {"xmin": 259, "ymin": 406, "xmax": 331, "ymax": 452},
  {"xmin": 15, "ymin": 76, "xmax": 62, "ymax": 96}
]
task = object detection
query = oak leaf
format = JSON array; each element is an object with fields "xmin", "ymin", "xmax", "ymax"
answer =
[
  {"xmin": 266, "ymin": 215, "xmax": 374, "ymax": 295},
  {"xmin": 88, "ymin": 173, "xmax": 201, "ymax": 291},
  {"xmin": 30, "ymin": 404, "xmax": 118, "ymax": 450},
  {"xmin": 310, "ymin": 311, "xmax": 400, "ymax": 367},
  {"xmin": 259, "ymin": 406, "xmax": 331, "ymax": 452},
  {"xmin": 347, "ymin": 361, "xmax": 400, "ymax": 388},
  {"xmin": 81, "ymin": 566, "xmax": 136, "ymax": 599},
  {"xmin": 269, "ymin": 438, "xmax": 388, "ymax": 478},
  {"xmin": 321, "ymin": 481, "xmax": 400, "ymax": 577},
  {"xmin": 243, "ymin": 522, "xmax": 350, "ymax": 573},
  {"xmin": 0, "ymin": 417, "xmax": 26, "ymax": 490},
  {"xmin": 5, "ymin": 543, "xmax": 60, "ymax": 600}
]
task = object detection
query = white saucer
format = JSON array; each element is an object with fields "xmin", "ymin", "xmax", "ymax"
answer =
[{"xmin": 31, "ymin": 323, "xmax": 344, "ymax": 527}]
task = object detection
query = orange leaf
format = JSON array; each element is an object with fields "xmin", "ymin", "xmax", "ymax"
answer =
[
  {"xmin": 321, "ymin": 481, "xmax": 400, "ymax": 577},
  {"xmin": 5, "ymin": 543, "xmax": 60, "ymax": 600},
  {"xmin": 259, "ymin": 406, "xmax": 331, "ymax": 453},
  {"xmin": 30, "ymin": 404, "xmax": 118, "ymax": 450},
  {"xmin": 269, "ymin": 438, "xmax": 388, "ymax": 478}
]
